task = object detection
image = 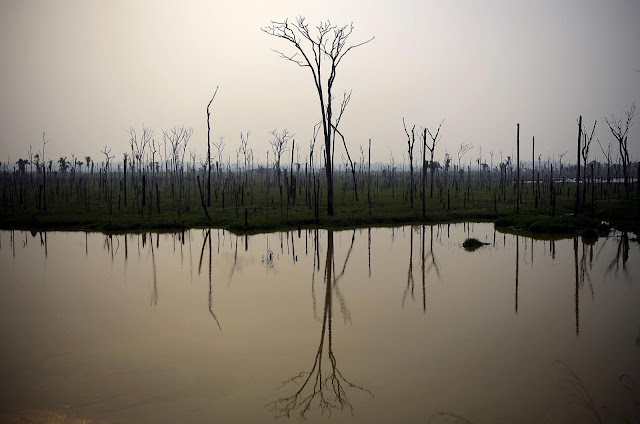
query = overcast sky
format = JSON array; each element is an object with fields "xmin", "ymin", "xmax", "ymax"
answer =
[{"xmin": 1, "ymin": 0, "xmax": 639, "ymax": 166}]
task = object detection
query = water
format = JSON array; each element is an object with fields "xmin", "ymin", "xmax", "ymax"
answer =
[{"xmin": 0, "ymin": 224, "xmax": 638, "ymax": 423}]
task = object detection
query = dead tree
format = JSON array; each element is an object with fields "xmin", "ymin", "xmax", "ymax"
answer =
[
  {"xmin": 575, "ymin": 116, "xmax": 582, "ymax": 214},
  {"xmin": 331, "ymin": 91, "xmax": 355, "ymax": 189},
  {"xmin": 206, "ymin": 86, "xmax": 219, "ymax": 206},
  {"xmin": 581, "ymin": 120, "xmax": 596, "ymax": 201},
  {"xmin": 212, "ymin": 137, "xmax": 225, "ymax": 173},
  {"xmin": 516, "ymin": 124, "xmax": 520, "ymax": 214},
  {"xmin": 597, "ymin": 138, "xmax": 612, "ymax": 186},
  {"xmin": 42, "ymin": 132, "xmax": 49, "ymax": 214},
  {"xmin": 426, "ymin": 119, "xmax": 445, "ymax": 200},
  {"xmin": 123, "ymin": 153, "xmax": 130, "ymax": 207},
  {"xmin": 604, "ymin": 102, "xmax": 637, "ymax": 199},
  {"xmin": 457, "ymin": 143, "xmax": 473, "ymax": 176},
  {"xmin": 263, "ymin": 17, "xmax": 373, "ymax": 216},
  {"xmin": 269, "ymin": 129, "xmax": 293, "ymax": 199},
  {"xmin": 101, "ymin": 146, "xmax": 114, "ymax": 172},
  {"xmin": 331, "ymin": 125, "xmax": 358, "ymax": 201},
  {"xmin": 402, "ymin": 118, "xmax": 416, "ymax": 208},
  {"xmin": 239, "ymin": 130, "xmax": 251, "ymax": 171}
]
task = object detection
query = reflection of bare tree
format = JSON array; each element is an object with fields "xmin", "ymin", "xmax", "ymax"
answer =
[
  {"xmin": 267, "ymin": 230, "xmax": 372, "ymax": 419},
  {"xmin": 41, "ymin": 231, "xmax": 47, "ymax": 257},
  {"xmin": 331, "ymin": 230, "xmax": 356, "ymax": 324},
  {"xmin": 311, "ymin": 230, "xmax": 319, "ymax": 319},
  {"xmin": 228, "ymin": 235, "xmax": 239, "ymax": 285},
  {"xmin": 405, "ymin": 226, "xmax": 440, "ymax": 312},
  {"xmin": 103, "ymin": 234, "xmax": 119, "ymax": 262},
  {"xmin": 263, "ymin": 233, "xmax": 275, "ymax": 268},
  {"xmin": 606, "ymin": 232, "xmax": 630, "ymax": 278},
  {"xmin": 579, "ymin": 240, "xmax": 594, "ymax": 300},
  {"xmin": 151, "ymin": 234, "xmax": 158, "ymax": 307},
  {"xmin": 198, "ymin": 230, "xmax": 221, "ymax": 330},
  {"xmin": 515, "ymin": 235, "xmax": 519, "ymax": 315},
  {"xmin": 424, "ymin": 225, "xmax": 440, "ymax": 311},
  {"xmin": 368, "ymin": 228, "xmax": 371, "ymax": 278},
  {"xmin": 573, "ymin": 238, "xmax": 579, "ymax": 335},
  {"xmin": 402, "ymin": 226, "xmax": 416, "ymax": 307}
]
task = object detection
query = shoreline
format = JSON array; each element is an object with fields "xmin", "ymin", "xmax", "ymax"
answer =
[{"xmin": 1, "ymin": 212, "xmax": 636, "ymax": 238}]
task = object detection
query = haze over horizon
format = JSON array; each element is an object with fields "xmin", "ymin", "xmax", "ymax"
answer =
[{"xmin": 1, "ymin": 0, "xmax": 639, "ymax": 166}]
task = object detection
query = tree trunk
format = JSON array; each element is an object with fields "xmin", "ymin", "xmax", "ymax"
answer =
[
  {"xmin": 574, "ymin": 115, "xmax": 582, "ymax": 215},
  {"xmin": 324, "ymin": 134, "xmax": 334, "ymax": 216},
  {"xmin": 516, "ymin": 123, "xmax": 520, "ymax": 215}
]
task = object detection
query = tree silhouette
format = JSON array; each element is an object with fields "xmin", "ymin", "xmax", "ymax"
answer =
[
  {"xmin": 267, "ymin": 230, "xmax": 371, "ymax": 418},
  {"xmin": 262, "ymin": 17, "xmax": 373, "ymax": 216},
  {"xmin": 604, "ymin": 102, "xmax": 637, "ymax": 199}
]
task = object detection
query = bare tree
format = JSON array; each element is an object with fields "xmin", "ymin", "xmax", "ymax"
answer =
[
  {"xmin": 457, "ymin": 143, "xmax": 474, "ymax": 172},
  {"xmin": 239, "ymin": 130, "xmax": 251, "ymax": 171},
  {"xmin": 575, "ymin": 116, "xmax": 582, "ymax": 214},
  {"xmin": 129, "ymin": 126, "xmax": 153, "ymax": 174},
  {"xmin": 101, "ymin": 146, "xmax": 114, "ymax": 171},
  {"xmin": 263, "ymin": 17, "xmax": 374, "ymax": 216},
  {"xmin": 330, "ymin": 91, "xmax": 357, "ymax": 199},
  {"xmin": 331, "ymin": 124, "xmax": 358, "ymax": 201},
  {"xmin": 206, "ymin": 86, "xmax": 219, "ymax": 206},
  {"xmin": 426, "ymin": 119, "xmax": 445, "ymax": 200},
  {"xmin": 212, "ymin": 137, "xmax": 225, "ymax": 174},
  {"xmin": 270, "ymin": 129, "xmax": 293, "ymax": 198},
  {"xmin": 581, "ymin": 120, "xmax": 596, "ymax": 201},
  {"xmin": 402, "ymin": 118, "xmax": 416, "ymax": 208},
  {"xmin": 42, "ymin": 132, "xmax": 49, "ymax": 214},
  {"xmin": 604, "ymin": 102, "xmax": 637, "ymax": 198},
  {"xmin": 597, "ymin": 138, "xmax": 612, "ymax": 186}
]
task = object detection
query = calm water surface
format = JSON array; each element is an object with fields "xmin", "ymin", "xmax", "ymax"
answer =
[{"xmin": 0, "ymin": 224, "xmax": 638, "ymax": 423}]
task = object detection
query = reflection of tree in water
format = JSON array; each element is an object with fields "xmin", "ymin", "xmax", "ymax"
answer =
[
  {"xmin": 403, "ymin": 226, "xmax": 416, "ymax": 306},
  {"xmin": 267, "ymin": 230, "xmax": 372, "ymax": 419},
  {"xmin": 605, "ymin": 231, "xmax": 630, "ymax": 277},
  {"xmin": 573, "ymin": 232, "xmax": 633, "ymax": 336},
  {"xmin": 150, "ymin": 234, "xmax": 158, "ymax": 307},
  {"xmin": 103, "ymin": 234, "xmax": 119, "ymax": 262},
  {"xmin": 404, "ymin": 225, "xmax": 440, "ymax": 311},
  {"xmin": 198, "ymin": 229, "xmax": 221, "ymax": 330},
  {"xmin": 515, "ymin": 235, "xmax": 519, "ymax": 314}
]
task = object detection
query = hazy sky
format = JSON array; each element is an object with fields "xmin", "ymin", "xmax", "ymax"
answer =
[{"xmin": 1, "ymin": 0, "xmax": 639, "ymax": 166}]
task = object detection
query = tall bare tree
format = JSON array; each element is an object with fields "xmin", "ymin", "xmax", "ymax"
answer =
[
  {"xmin": 604, "ymin": 102, "xmax": 637, "ymax": 199},
  {"xmin": 402, "ymin": 118, "xmax": 416, "ymax": 208},
  {"xmin": 581, "ymin": 120, "xmax": 596, "ymax": 201},
  {"xmin": 206, "ymin": 86, "xmax": 219, "ymax": 206},
  {"xmin": 263, "ymin": 17, "xmax": 374, "ymax": 216}
]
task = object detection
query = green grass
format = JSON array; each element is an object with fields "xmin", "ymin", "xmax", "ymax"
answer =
[{"xmin": 1, "ymin": 170, "xmax": 638, "ymax": 234}]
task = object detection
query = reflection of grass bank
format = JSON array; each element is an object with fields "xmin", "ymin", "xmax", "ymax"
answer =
[{"xmin": 494, "ymin": 215, "xmax": 600, "ymax": 234}]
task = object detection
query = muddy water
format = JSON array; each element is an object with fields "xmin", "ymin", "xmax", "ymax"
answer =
[{"xmin": 0, "ymin": 224, "xmax": 638, "ymax": 423}]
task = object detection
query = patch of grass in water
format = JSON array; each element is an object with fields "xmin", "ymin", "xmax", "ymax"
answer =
[{"xmin": 463, "ymin": 237, "xmax": 489, "ymax": 250}]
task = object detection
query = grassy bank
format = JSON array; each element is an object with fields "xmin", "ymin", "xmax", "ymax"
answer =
[{"xmin": 1, "ymin": 168, "xmax": 638, "ymax": 234}]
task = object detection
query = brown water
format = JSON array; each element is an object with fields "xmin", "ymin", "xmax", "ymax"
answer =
[{"xmin": 0, "ymin": 224, "xmax": 638, "ymax": 423}]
